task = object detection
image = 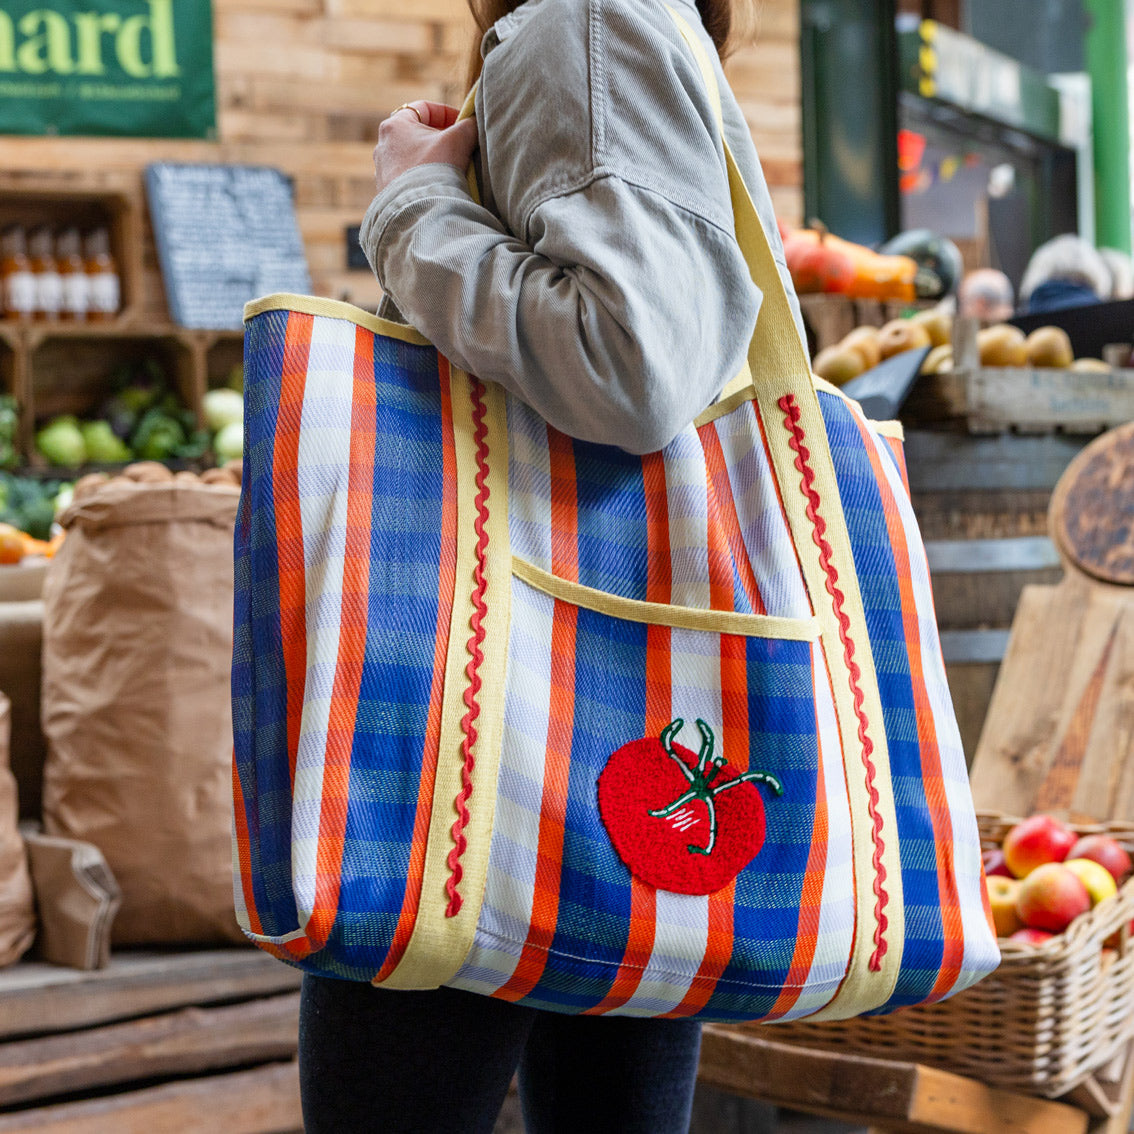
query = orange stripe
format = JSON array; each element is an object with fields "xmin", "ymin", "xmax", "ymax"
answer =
[
  {"xmin": 699, "ymin": 421, "xmax": 766, "ymax": 614},
  {"xmin": 766, "ymin": 656, "xmax": 830, "ymax": 1019},
  {"xmin": 273, "ymin": 314, "xmax": 313, "ymax": 790},
  {"xmin": 263, "ymin": 314, "xmax": 319, "ymax": 962},
  {"xmin": 884, "ymin": 433, "xmax": 911, "ymax": 497},
  {"xmin": 585, "ymin": 453, "xmax": 671, "ymax": 1013},
  {"xmin": 495, "ymin": 428, "xmax": 579, "ymax": 1001},
  {"xmin": 375, "ymin": 354, "xmax": 460, "ymax": 981},
  {"xmin": 852, "ymin": 413, "xmax": 963, "ymax": 999}
]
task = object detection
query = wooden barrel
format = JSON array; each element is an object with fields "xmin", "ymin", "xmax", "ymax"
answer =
[{"xmin": 904, "ymin": 428, "xmax": 1094, "ymax": 763}]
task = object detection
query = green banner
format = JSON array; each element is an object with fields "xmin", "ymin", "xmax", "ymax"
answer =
[{"xmin": 0, "ymin": 0, "xmax": 215, "ymax": 137}]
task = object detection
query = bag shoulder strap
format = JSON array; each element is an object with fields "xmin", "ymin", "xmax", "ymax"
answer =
[{"xmin": 668, "ymin": 6, "xmax": 909, "ymax": 1020}]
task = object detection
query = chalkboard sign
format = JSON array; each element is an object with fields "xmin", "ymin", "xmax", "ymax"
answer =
[{"xmin": 145, "ymin": 162, "xmax": 311, "ymax": 329}]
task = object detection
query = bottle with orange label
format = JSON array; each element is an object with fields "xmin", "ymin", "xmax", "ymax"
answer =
[
  {"xmin": 0, "ymin": 225, "xmax": 36, "ymax": 321},
  {"xmin": 56, "ymin": 227, "xmax": 89, "ymax": 321},
  {"xmin": 28, "ymin": 225, "xmax": 63, "ymax": 321},
  {"xmin": 83, "ymin": 227, "xmax": 120, "ymax": 321}
]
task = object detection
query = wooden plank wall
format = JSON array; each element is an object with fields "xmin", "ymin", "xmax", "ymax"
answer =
[{"xmin": 0, "ymin": 0, "xmax": 802, "ymax": 320}]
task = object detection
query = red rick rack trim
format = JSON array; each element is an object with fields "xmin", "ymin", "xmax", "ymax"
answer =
[
  {"xmin": 778, "ymin": 393, "xmax": 889, "ymax": 972},
  {"xmin": 445, "ymin": 376, "xmax": 491, "ymax": 918}
]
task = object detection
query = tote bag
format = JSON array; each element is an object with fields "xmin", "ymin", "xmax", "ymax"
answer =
[{"xmin": 231, "ymin": 14, "xmax": 999, "ymax": 1022}]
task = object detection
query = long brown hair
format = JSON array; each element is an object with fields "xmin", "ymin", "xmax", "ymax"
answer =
[{"xmin": 465, "ymin": 0, "xmax": 757, "ymax": 86}]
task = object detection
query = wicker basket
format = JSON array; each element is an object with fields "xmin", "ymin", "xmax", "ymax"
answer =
[{"xmin": 762, "ymin": 812, "xmax": 1134, "ymax": 1098}]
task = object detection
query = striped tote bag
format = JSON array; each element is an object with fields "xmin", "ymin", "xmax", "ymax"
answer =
[{"xmin": 231, "ymin": 22, "xmax": 999, "ymax": 1023}]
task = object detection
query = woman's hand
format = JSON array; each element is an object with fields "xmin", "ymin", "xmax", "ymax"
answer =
[{"xmin": 373, "ymin": 101, "xmax": 479, "ymax": 194}]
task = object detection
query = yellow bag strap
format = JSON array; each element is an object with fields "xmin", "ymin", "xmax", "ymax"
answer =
[{"xmin": 668, "ymin": 8, "xmax": 907, "ymax": 1017}]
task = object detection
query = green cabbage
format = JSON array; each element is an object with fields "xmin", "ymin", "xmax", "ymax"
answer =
[
  {"xmin": 37, "ymin": 417, "xmax": 86, "ymax": 468},
  {"xmin": 213, "ymin": 421, "xmax": 243, "ymax": 464},
  {"xmin": 202, "ymin": 388, "xmax": 244, "ymax": 433}
]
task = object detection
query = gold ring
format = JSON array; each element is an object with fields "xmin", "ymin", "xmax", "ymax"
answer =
[{"xmin": 392, "ymin": 103, "xmax": 423, "ymax": 124}]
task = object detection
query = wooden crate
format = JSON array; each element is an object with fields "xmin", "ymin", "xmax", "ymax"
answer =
[
  {"xmin": 904, "ymin": 365, "xmax": 1134, "ymax": 435},
  {"xmin": 0, "ymin": 323, "xmax": 244, "ymax": 469},
  {"xmin": 0, "ymin": 948, "xmax": 302, "ymax": 1132}
]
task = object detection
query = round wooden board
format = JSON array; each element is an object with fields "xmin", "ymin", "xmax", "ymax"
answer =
[{"xmin": 1049, "ymin": 421, "xmax": 1134, "ymax": 586}]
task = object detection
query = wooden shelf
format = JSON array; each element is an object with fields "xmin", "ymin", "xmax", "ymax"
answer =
[
  {"xmin": 0, "ymin": 179, "xmax": 141, "ymax": 324},
  {"xmin": 0, "ymin": 180, "xmax": 246, "ymax": 465},
  {"xmin": 0, "ymin": 322, "xmax": 245, "ymax": 465}
]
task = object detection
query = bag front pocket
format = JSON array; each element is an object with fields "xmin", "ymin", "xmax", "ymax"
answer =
[{"xmin": 449, "ymin": 561, "xmax": 857, "ymax": 1022}]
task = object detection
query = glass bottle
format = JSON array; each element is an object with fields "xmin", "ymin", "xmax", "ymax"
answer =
[
  {"xmin": 28, "ymin": 225, "xmax": 63, "ymax": 321},
  {"xmin": 83, "ymin": 227, "xmax": 120, "ymax": 321},
  {"xmin": 56, "ymin": 227, "xmax": 89, "ymax": 321},
  {"xmin": 0, "ymin": 226, "xmax": 36, "ymax": 321}
]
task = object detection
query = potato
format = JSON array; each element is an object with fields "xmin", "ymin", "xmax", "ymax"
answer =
[{"xmin": 122, "ymin": 461, "xmax": 174, "ymax": 483}]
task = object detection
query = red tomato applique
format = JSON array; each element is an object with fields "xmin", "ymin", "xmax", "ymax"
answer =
[{"xmin": 597, "ymin": 718, "xmax": 783, "ymax": 895}]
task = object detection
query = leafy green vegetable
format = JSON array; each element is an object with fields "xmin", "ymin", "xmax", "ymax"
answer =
[
  {"xmin": 80, "ymin": 421, "xmax": 132, "ymax": 464},
  {"xmin": 130, "ymin": 409, "xmax": 186, "ymax": 462},
  {"xmin": 202, "ymin": 388, "xmax": 244, "ymax": 432},
  {"xmin": 0, "ymin": 473, "xmax": 65, "ymax": 540},
  {"xmin": 0, "ymin": 396, "xmax": 18, "ymax": 471},
  {"xmin": 37, "ymin": 417, "xmax": 87, "ymax": 468},
  {"xmin": 213, "ymin": 421, "xmax": 243, "ymax": 463}
]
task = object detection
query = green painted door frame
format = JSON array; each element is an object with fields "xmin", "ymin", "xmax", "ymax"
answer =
[
  {"xmin": 800, "ymin": 0, "xmax": 901, "ymax": 246},
  {"xmin": 1084, "ymin": 0, "xmax": 1132, "ymax": 252}
]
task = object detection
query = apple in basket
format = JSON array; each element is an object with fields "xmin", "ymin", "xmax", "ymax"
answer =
[
  {"xmin": 1064, "ymin": 858, "xmax": 1119, "ymax": 906},
  {"xmin": 1002, "ymin": 814, "xmax": 1077, "ymax": 878},
  {"xmin": 1064, "ymin": 834, "xmax": 1133, "ymax": 886},
  {"xmin": 1015, "ymin": 862, "xmax": 1091, "ymax": 932},
  {"xmin": 1008, "ymin": 927, "xmax": 1056, "ymax": 947},
  {"xmin": 984, "ymin": 875, "xmax": 1023, "ymax": 937},
  {"xmin": 981, "ymin": 847, "xmax": 1013, "ymax": 878}
]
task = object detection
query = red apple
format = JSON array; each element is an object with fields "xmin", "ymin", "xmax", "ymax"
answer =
[
  {"xmin": 982, "ymin": 847, "xmax": 1013, "ymax": 878},
  {"xmin": 1016, "ymin": 862, "xmax": 1091, "ymax": 932},
  {"xmin": 985, "ymin": 875, "xmax": 1023, "ymax": 937},
  {"xmin": 1008, "ymin": 927, "xmax": 1056, "ymax": 947},
  {"xmin": 1065, "ymin": 834, "xmax": 1132, "ymax": 886},
  {"xmin": 1002, "ymin": 814, "xmax": 1077, "ymax": 878}
]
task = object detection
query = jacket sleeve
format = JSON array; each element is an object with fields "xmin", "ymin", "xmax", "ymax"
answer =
[{"xmin": 360, "ymin": 163, "xmax": 760, "ymax": 455}]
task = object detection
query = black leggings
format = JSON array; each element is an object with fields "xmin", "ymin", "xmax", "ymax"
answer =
[{"xmin": 299, "ymin": 977, "xmax": 702, "ymax": 1134}]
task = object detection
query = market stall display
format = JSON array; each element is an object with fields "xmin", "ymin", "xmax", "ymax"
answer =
[{"xmin": 40, "ymin": 468, "xmax": 243, "ymax": 946}]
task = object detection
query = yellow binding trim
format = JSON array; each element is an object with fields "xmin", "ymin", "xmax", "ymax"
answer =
[
  {"xmin": 669, "ymin": 7, "xmax": 905, "ymax": 1020},
  {"xmin": 870, "ymin": 419, "xmax": 905, "ymax": 441},
  {"xmin": 513, "ymin": 557, "xmax": 821, "ymax": 640},
  {"xmin": 375, "ymin": 366, "xmax": 511, "ymax": 989},
  {"xmin": 244, "ymin": 293, "xmax": 433, "ymax": 347}
]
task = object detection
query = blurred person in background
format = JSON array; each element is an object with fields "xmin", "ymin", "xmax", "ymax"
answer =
[
  {"xmin": 1019, "ymin": 234, "xmax": 1112, "ymax": 314},
  {"xmin": 1099, "ymin": 247, "xmax": 1134, "ymax": 300},
  {"xmin": 957, "ymin": 268, "xmax": 1015, "ymax": 322}
]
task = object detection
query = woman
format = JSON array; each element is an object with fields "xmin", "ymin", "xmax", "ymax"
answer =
[{"xmin": 300, "ymin": 1, "xmax": 800, "ymax": 1130}]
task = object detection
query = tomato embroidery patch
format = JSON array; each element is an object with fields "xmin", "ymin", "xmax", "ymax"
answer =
[{"xmin": 596, "ymin": 718, "xmax": 784, "ymax": 895}]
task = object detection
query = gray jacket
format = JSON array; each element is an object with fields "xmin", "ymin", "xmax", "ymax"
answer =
[{"xmin": 360, "ymin": 0, "xmax": 804, "ymax": 454}]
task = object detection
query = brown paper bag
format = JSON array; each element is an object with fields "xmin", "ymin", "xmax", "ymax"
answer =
[
  {"xmin": 41, "ymin": 479, "xmax": 245, "ymax": 946},
  {"xmin": 0, "ymin": 599, "xmax": 45, "ymax": 821},
  {"xmin": 0, "ymin": 693, "xmax": 35, "ymax": 967},
  {"xmin": 22, "ymin": 827, "xmax": 121, "ymax": 970}
]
